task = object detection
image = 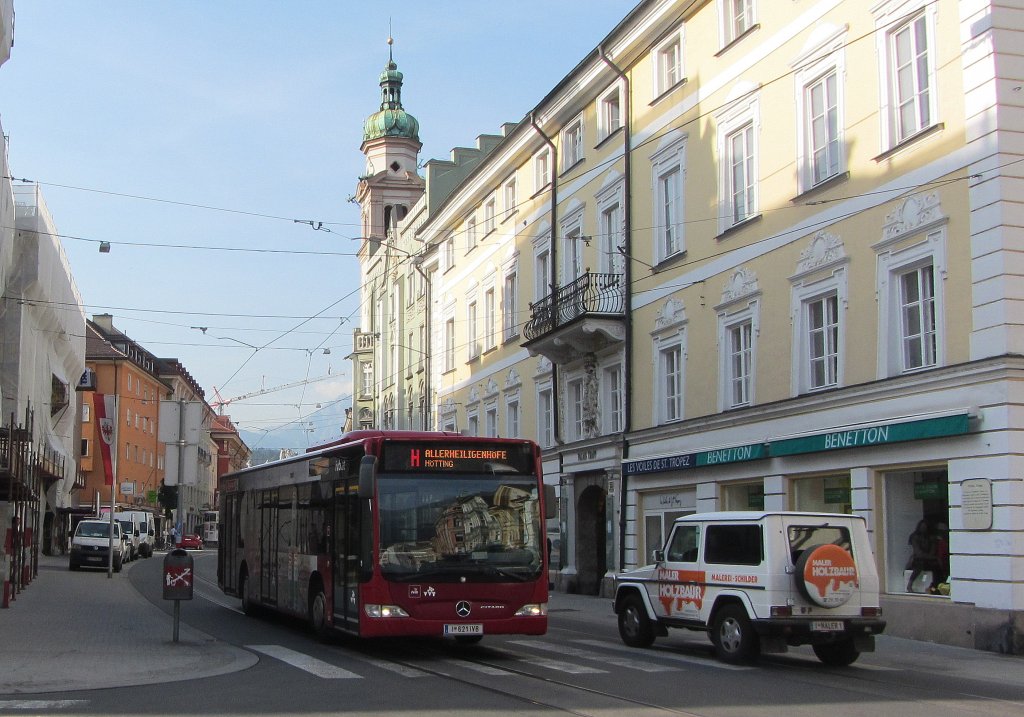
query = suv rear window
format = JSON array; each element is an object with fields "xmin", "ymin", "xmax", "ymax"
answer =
[
  {"xmin": 704, "ymin": 524, "xmax": 763, "ymax": 565},
  {"xmin": 787, "ymin": 525, "xmax": 852, "ymax": 564}
]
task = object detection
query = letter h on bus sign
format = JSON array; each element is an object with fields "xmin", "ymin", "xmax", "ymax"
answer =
[{"xmin": 410, "ymin": 448, "xmax": 421, "ymax": 468}]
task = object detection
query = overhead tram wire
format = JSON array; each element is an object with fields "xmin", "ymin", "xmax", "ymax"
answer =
[
  {"xmin": 2, "ymin": 175, "xmax": 357, "ymax": 229},
  {"xmin": 4, "ymin": 1, "xmax": 946, "ymax": 259}
]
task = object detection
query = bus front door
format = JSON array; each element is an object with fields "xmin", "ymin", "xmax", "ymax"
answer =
[{"xmin": 333, "ymin": 479, "xmax": 361, "ymax": 633}]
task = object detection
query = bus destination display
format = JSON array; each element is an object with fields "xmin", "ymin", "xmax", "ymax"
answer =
[{"xmin": 382, "ymin": 441, "xmax": 534, "ymax": 474}]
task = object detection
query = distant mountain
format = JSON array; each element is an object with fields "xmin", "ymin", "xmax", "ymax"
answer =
[{"xmin": 237, "ymin": 401, "xmax": 349, "ymax": 460}]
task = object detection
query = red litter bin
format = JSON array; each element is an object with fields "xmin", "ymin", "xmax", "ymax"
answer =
[{"xmin": 163, "ymin": 548, "xmax": 193, "ymax": 601}]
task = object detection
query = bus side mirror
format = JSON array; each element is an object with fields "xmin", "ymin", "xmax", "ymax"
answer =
[
  {"xmin": 358, "ymin": 455, "xmax": 376, "ymax": 497},
  {"xmin": 544, "ymin": 484, "xmax": 557, "ymax": 520}
]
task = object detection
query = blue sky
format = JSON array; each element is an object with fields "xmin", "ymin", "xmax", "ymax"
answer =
[{"xmin": 0, "ymin": 1, "xmax": 634, "ymax": 449}]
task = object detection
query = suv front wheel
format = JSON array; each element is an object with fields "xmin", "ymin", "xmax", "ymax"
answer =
[{"xmin": 711, "ymin": 605, "xmax": 758, "ymax": 663}]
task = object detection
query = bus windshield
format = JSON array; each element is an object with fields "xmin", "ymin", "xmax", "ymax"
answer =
[{"xmin": 378, "ymin": 473, "xmax": 543, "ymax": 583}]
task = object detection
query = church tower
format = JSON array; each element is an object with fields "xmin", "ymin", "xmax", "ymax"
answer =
[{"xmin": 355, "ymin": 38, "xmax": 425, "ymax": 244}]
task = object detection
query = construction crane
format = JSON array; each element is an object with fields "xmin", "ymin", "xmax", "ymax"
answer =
[{"xmin": 210, "ymin": 374, "xmax": 336, "ymax": 415}]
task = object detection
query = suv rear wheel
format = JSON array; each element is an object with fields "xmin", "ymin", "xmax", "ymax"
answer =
[
  {"xmin": 813, "ymin": 638, "xmax": 860, "ymax": 666},
  {"xmin": 618, "ymin": 594, "xmax": 656, "ymax": 648},
  {"xmin": 711, "ymin": 605, "xmax": 758, "ymax": 663}
]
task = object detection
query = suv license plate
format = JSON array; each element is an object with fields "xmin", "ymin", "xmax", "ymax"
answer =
[
  {"xmin": 811, "ymin": 621, "xmax": 844, "ymax": 632},
  {"xmin": 444, "ymin": 623, "xmax": 483, "ymax": 636}
]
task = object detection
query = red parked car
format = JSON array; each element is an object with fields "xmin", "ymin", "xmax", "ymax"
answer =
[{"xmin": 178, "ymin": 534, "xmax": 203, "ymax": 550}]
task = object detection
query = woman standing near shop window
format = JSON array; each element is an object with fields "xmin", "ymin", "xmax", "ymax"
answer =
[{"xmin": 906, "ymin": 520, "xmax": 939, "ymax": 593}]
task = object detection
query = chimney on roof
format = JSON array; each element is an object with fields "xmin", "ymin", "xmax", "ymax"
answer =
[{"xmin": 92, "ymin": 313, "xmax": 115, "ymax": 332}]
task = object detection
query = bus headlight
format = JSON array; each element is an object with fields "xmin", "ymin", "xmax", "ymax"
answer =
[
  {"xmin": 514, "ymin": 603, "xmax": 546, "ymax": 617},
  {"xmin": 364, "ymin": 604, "xmax": 410, "ymax": 618}
]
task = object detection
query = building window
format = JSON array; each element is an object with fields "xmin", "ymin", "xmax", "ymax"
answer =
[
  {"xmin": 535, "ymin": 149, "xmax": 551, "ymax": 191},
  {"xmin": 466, "ymin": 216, "xmax": 478, "ymax": 252},
  {"xmin": 900, "ymin": 264, "xmax": 936, "ymax": 371},
  {"xmin": 485, "ymin": 405, "xmax": 498, "ymax": 438},
  {"xmin": 603, "ymin": 364, "xmax": 623, "ymax": 434},
  {"xmin": 467, "ymin": 412, "xmax": 479, "ymax": 437},
  {"xmin": 443, "ymin": 234, "xmax": 455, "ymax": 271},
  {"xmin": 597, "ymin": 84, "xmax": 622, "ymax": 141},
  {"xmin": 484, "ymin": 195, "xmax": 496, "ymax": 234},
  {"xmin": 82, "ymin": 403, "xmax": 91, "ymax": 422},
  {"xmin": 727, "ymin": 123, "xmax": 756, "ymax": 225},
  {"xmin": 561, "ymin": 115, "xmax": 584, "ymax": 170},
  {"xmin": 467, "ymin": 300, "xmax": 479, "ymax": 360},
  {"xmin": 653, "ymin": 27, "xmax": 684, "ymax": 97},
  {"xmin": 484, "ymin": 287, "xmax": 496, "ymax": 351},
  {"xmin": 887, "ymin": 11, "xmax": 935, "ymax": 145},
  {"xmin": 716, "ymin": 93, "xmax": 759, "ymax": 233},
  {"xmin": 651, "ymin": 133, "xmax": 686, "ymax": 261},
  {"xmin": 599, "ymin": 201, "xmax": 624, "ymax": 275},
  {"xmin": 360, "ymin": 361, "xmax": 373, "ymax": 397},
  {"xmin": 504, "ymin": 176, "xmax": 517, "ymax": 218},
  {"xmin": 538, "ymin": 384, "xmax": 554, "ymax": 448},
  {"xmin": 444, "ymin": 318, "xmax": 455, "ymax": 372},
  {"xmin": 503, "ymin": 270, "xmax": 518, "ymax": 341},
  {"xmin": 81, "ymin": 438, "xmax": 89, "ymax": 457},
  {"xmin": 506, "ymin": 398, "xmax": 520, "ymax": 438},
  {"xmin": 659, "ymin": 166, "xmax": 683, "ymax": 258},
  {"xmin": 807, "ymin": 294, "xmax": 840, "ymax": 389},
  {"xmin": 659, "ymin": 343, "xmax": 684, "ymax": 423},
  {"xmin": 721, "ymin": 0, "xmax": 755, "ymax": 46},
  {"xmin": 726, "ymin": 320, "xmax": 753, "ymax": 408},
  {"xmin": 805, "ymin": 70, "xmax": 840, "ymax": 186},
  {"xmin": 563, "ymin": 225, "xmax": 584, "ymax": 284},
  {"xmin": 568, "ymin": 378, "xmax": 585, "ymax": 441},
  {"xmin": 535, "ymin": 247, "xmax": 551, "ymax": 301}
]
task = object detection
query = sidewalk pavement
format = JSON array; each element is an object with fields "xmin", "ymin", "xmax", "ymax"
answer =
[
  {"xmin": 0, "ymin": 553, "xmax": 256, "ymax": 695},
  {"xmin": 0, "ymin": 553, "xmax": 613, "ymax": 695}
]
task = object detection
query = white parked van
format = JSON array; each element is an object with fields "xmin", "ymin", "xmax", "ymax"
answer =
[
  {"xmin": 614, "ymin": 511, "xmax": 886, "ymax": 666},
  {"xmin": 123, "ymin": 510, "xmax": 156, "ymax": 558},
  {"xmin": 113, "ymin": 513, "xmax": 139, "ymax": 561},
  {"xmin": 69, "ymin": 519, "xmax": 124, "ymax": 572}
]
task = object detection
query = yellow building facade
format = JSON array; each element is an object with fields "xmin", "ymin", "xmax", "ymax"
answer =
[{"xmin": 355, "ymin": 0, "xmax": 1024, "ymax": 651}]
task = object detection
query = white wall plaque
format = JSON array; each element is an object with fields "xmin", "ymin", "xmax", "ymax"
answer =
[{"xmin": 961, "ymin": 478, "xmax": 992, "ymax": 531}]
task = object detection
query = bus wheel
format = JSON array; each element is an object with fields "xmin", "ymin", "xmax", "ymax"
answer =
[
  {"xmin": 240, "ymin": 571, "xmax": 257, "ymax": 616},
  {"xmin": 309, "ymin": 581, "xmax": 330, "ymax": 640}
]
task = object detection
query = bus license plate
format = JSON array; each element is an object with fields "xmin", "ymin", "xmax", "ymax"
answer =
[
  {"xmin": 811, "ymin": 621, "xmax": 844, "ymax": 632},
  {"xmin": 444, "ymin": 623, "xmax": 483, "ymax": 636}
]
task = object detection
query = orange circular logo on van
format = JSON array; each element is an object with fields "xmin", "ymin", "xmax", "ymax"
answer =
[{"xmin": 801, "ymin": 544, "xmax": 858, "ymax": 608}]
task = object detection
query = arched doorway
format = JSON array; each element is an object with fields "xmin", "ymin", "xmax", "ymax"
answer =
[{"xmin": 575, "ymin": 485, "xmax": 606, "ymax": 595}]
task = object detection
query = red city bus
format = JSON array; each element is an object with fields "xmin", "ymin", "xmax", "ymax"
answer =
[{"xmin": 218, "ymin": 430, "xmax": 553, "ymax": 641}]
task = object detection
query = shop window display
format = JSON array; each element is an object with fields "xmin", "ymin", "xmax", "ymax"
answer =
[{"xmin": 883, "ymin": 469, "xmax": 949, "ymax": 595}]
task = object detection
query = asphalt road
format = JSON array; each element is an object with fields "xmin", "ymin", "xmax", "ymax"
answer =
[{"xmin": 3, "ymin": 552, "xmax": 1022, "ymax": 717}]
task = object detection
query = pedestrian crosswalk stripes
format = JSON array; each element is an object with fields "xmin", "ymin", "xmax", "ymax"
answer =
[
  {"xmin": 243, "ymin": 637, "xmax": 724, "ymax": 680},
  {"xmin": 573, "ymin": 639, "xmax": 754, "ymax": 671},
  {"xmin": 510, "ymin": 639, "xmax": 679, "ymax": 672},
  {"xmin": 246, "ymin": 644, "xmax": 362, "ymax": 679},
  {"xmin": 0, "ymin": 701, "xmax": 89, "ymax": 711}
]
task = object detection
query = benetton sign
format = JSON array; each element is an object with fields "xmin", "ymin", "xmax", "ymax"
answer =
[
  {"xmin": 624, "ymin": 443, "xmax": 766, "ymax": 475},
  {"xmin": 769, "ymin": 414, "xmax": 970, "ymax": 457},
  {"xmin": 623, "ymin": 413, "xmax": 970, "ymax": 475}
]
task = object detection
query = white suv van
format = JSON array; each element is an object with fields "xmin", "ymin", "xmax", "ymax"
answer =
[{"xmin": 613, "ymin": 511, "xmax": 886, "ymax": 665}]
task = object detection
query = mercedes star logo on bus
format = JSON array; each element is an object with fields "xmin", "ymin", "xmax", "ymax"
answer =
[{"xmin": 455, "ymin": 601, "xmax": 472, "ymax": 617}]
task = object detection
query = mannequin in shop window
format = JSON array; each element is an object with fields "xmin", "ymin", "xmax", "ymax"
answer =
[{"xmin": 906, "ymin": 520, "xmax": 940, "ymax": 593}]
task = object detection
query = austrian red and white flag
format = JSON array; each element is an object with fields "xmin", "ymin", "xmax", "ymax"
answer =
[{"xmin": 93, "ymin": 393, "xmax": 116, "ymax": 486}]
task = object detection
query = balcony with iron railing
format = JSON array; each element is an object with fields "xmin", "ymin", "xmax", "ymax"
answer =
[{"xmin": 522, "ymin": 272, "xmax": 626, "ymax": 363}]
